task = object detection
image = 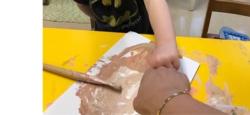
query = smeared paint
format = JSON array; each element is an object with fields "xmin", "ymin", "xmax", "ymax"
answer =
[
  {"xmin": 193, "ymin": 75, "xmax": 203, "ymax": 86},
  {"xmin": 99, "ymin": 44, "xmax": 109, "ymax": 49},
  {"xmin": 191, "ymin": 51, "xmax": 206, "ymax": 63},
  {"xmin": 206, "ymin": 79, "xmax": 250, "ymax": 115},
  {"xmin": 76, "ymin": 43, "xmax": 154, "ymax": 115},
  {"xmin": 190, "ymin": 51, "xmax": 250, "ymax": 114},
  {"xmin": 238, "ymin": 43, "xmax": 249, "ymax": 57},
  {"xmin": 191, "ymin": 51, "xmax": 220, "ymax": 77},
  {"xmin": 82, "ymin": 63, "xmax": 89, "ymax": 67},
  {"xmin": 206, "ymin": 55, "xmax": 219, "ymax": 77},
  {"xmin": 62, "ymin": 56, "xmax": 77, "ymax": 66}
]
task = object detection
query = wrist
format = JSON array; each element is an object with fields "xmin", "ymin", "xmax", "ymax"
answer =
[
  {"xmin": 156, "ymin": 40, "xmax": 175, "ymax": 48},
  {"xmin": 156, "ymin": 89, "xmax": 190, "ymax": 115},
  {"xmin": 161, "ymin": 94, "xmax": 193, "ymax": 114},
  {"xmin": 156, "ymin": 36, "xmax": 176, "ymax": 47},
  {"xmin": 156, "ymin": 39, "xmax": 177, "ymax": 48}
]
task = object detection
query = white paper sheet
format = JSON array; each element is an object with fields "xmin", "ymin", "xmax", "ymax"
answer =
[{"xmin": 44, "ymin": 32, "xmax": 200, "ymax": 115}]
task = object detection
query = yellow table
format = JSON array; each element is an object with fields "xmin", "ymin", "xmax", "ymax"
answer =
[{"xmin": 43, "ymin": 28, "xmax": 250, "ymax": 111}]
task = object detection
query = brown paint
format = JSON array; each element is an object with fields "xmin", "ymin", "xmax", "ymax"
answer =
[
  {"xmin": 206, "ymin": 79, "xmax": 250, "ymax": 114},
  {"xmin": 76, "ymin": 43, "xmax": 154, "ymax": 115},
  {"xmin": 206, "ymin": 55, "xmax": 219, "ymax": 77},
  {"xmin": 62, "ymin": 56, "xmax": 77, "ymax": 66}
]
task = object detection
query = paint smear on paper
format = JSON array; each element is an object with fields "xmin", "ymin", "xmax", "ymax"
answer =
[{"xmin": 76, "ymin": 43, "xmax": 154, "ymax": 115}]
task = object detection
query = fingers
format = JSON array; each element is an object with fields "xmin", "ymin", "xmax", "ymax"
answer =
[
  {"xmin": 158, "ymin": 57, "xmax": 179, "ymax": 70},
  {"xmin": 172, "ymin": 58, "xmax": 180, "ymax": 70},
  {"xmin": 148, "ymin": 55, "xmax": 174, "ymax": 69},
  {"xmin": 147, "ymin": 51, "xmax": 181, "ymax": 70},
  {"xmin": 147, "ymin": 54, "xmax": 162, "ymax": 69},
  {"xmin": 163, "ymin": 61, "xmax": 172, "ymax": 68}
]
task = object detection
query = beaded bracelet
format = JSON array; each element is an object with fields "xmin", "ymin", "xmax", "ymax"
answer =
[{"xmin": 157, "ymin": 89, "xmax": 190, "ymax": 115}]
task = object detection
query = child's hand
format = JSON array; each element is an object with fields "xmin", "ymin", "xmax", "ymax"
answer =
[{"xmin": 148, "ymin": 42, "xmax": 181, "ymax": 70}]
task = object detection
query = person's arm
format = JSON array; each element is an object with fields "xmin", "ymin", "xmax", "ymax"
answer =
[
  {"xmin": 144, "ymin": 0, "xmax": 181, "ymax": 70},
  {"xmin": 161, "ymin": 94, "xmax": 226, "ymax": 115},
  {"xmin": 133, "ymin": 67, "xmax": 227, "ymax": 115}
]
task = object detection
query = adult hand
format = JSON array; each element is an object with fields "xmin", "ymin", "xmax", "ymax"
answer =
[{"xmin": 133, "ymin": 67, "xmax": 190, "ymax": 114}]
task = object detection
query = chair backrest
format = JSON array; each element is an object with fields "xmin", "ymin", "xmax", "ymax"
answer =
[{"xmin": 202, "ymin": 0, "xmax": 250, "ymax": 38}]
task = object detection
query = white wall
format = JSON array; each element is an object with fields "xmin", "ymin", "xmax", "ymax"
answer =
[{"xmin": 167, "ymin": 0, "xmax": 199, "ymax": 11}]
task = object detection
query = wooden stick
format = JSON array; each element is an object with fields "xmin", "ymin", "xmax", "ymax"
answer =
[{"xmin": 43, "ymin": 64, "xmax": 122, "ymax": 92}]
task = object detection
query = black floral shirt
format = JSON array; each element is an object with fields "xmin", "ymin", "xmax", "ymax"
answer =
[{"xmin": 74, "ymin": 0, "xmax": 153, "ymax": 34}]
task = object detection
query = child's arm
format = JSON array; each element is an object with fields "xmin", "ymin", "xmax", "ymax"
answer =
[{"xmin": 144, "ymin": 0, "xmax": 181, "ymax": 69}]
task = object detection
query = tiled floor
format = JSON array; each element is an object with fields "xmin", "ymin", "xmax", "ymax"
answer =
[
  {"xmin": 43, "ymin": 0, "xmax": 90, "ymax": 24},
  {"xmin": 43, "ymin": 0, "xmax": 250, "ymax": 37}
]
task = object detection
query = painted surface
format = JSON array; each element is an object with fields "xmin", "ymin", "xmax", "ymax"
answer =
[{"xmin": 43, "ymin": 28, "xmax": 250, "ymax": 112}]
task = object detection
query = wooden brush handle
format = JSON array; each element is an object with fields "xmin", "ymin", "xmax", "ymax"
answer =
[
  {"xmin": 43, "ymin": 64, "xmax": 122, "ymax": 92},
  {"xmin": 43, "ymin": 64, "xmax": 87, "ymax": 81}
]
